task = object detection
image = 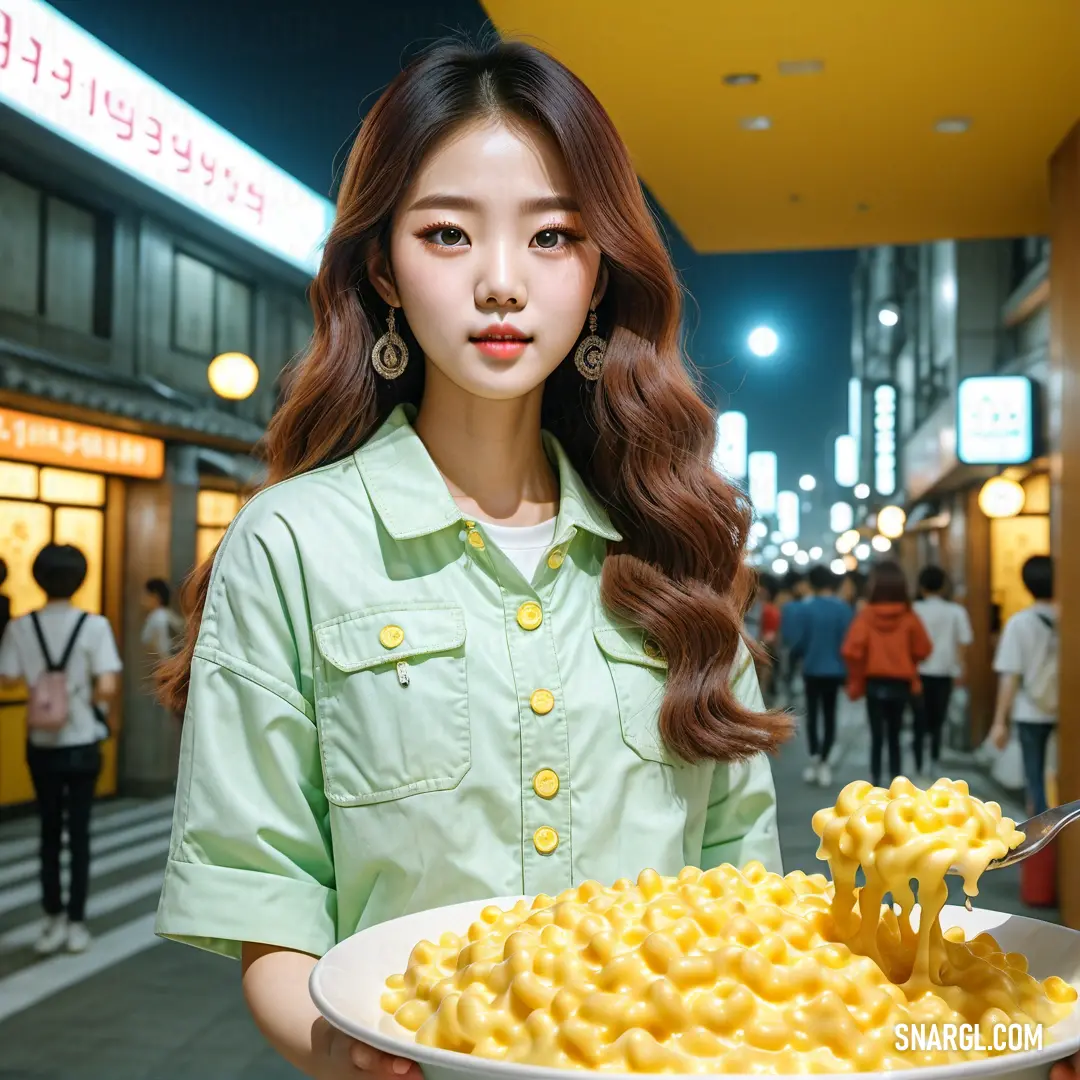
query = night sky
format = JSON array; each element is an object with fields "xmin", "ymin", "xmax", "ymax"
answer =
[{"xmin": 53, "ymin": 0, "xmax": 854, "ymax": 537}]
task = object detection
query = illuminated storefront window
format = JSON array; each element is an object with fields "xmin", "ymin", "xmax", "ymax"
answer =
[{"xmin": 196, "ymin": 488, "xmax": 243, "ymax": 565}]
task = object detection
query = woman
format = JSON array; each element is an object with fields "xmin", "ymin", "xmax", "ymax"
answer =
[
  {"xmin": 841, "ymin": 560, "xmax": 931, "ymax": 789},
  {"xmin": 0, "ymin": 544, "xmax": 122, "ymax": 956},
  {"xmin": 154, "ymin": 38, "xmax": 790, "ymax": 1079}
]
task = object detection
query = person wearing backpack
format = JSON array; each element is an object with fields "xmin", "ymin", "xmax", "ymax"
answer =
[
  {"xmin": 0, "ymin": 543, "xmax": 122, "ymax": 955},
  {"xmin": 989, "ymin": 554, "xmax": 1057, "ymax": 816}
]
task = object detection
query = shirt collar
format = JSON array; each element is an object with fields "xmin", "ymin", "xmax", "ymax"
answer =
[{"xmin": 354, "ymin": 403, "xmax": 622, "ymax": 543}]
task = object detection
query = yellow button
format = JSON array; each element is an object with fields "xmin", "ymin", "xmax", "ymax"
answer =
[
  {"xmin": 517, "ymin": 601, "xmax": 543, "ymax": 631},
  {"xmin": 533, "ymin": 769, "xmax": 559, "ymax": 799},
  {"xmin": 467, "ymin": 529, "xmax": 485, "ymax": 550},
  {"xmin": 464, "ymin": 520, "xmax": 476, "ymax": 528},
  {"xmin": 533, "ymin": 826, "xmax": 559, "ymax": 855},
  {"xmin": 547, "ymin": 550, "xmax": 564, "ymax": 570},
  {"xmin": 378, "ymin": 624, "xmax": 404, "ymax": 650},
  {"xmin": 530, "ymin": 689, "xmax": 555, "ymax": 715}
]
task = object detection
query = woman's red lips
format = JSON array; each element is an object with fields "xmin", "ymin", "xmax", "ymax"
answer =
[{"xmin": 469, "ymin": 324, "xmax": 531, "ymax": 341}]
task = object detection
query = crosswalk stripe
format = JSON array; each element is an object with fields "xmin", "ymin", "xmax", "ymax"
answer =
[
  {"xmin": 0, "ymin": 912, "xmax": 162, "ymax": 1023},
  {"xmin": 0, "ymin": 835, "xmax": 168, "ymax": 918},
  {"xmin": 0, "ymin": 797, "xmax": 173, "ymax": 863},
  {"xmin": 0, "ymin": 870, "xmax": 163, "ymax": 952},
  {"xmin": 0, "ymin": 816, "xmax": 173, "ymax": 889}
]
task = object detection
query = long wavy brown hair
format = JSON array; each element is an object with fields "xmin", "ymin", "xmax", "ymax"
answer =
[{"xmin": 158, "ymin": 36, "xmax": 792, "ymax": 763}]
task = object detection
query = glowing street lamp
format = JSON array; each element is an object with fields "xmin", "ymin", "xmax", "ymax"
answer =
[
  {"xmin": 877, "ymin": 505, "xmax": 907, "ymax": 540},
  {"xmin": 208, "ymin": 352, "xmax": 259, "ymax": 400},
  {"xmin": 748, "ymin": 327, "xmax": 779, "ymax": 357},
  {"xmin": 978, "ymin": 477, "xmax": 1026, "ymax": 519}
]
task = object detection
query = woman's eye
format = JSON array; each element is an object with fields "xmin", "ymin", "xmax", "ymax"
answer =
[
  {"xmin": 429, "ymin": 226, "xmax": 465, "ymax": 247},
  {"xmin": 535, "ymin": 229, "xmax": 562, "ymax": 249}
]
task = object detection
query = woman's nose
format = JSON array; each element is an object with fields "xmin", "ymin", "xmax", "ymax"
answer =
[{"xmin": 475, "ymin": 244, "xmax": 527, "ymax": 310}]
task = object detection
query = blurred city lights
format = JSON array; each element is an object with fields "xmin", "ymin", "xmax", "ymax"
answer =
[
  {"xmin": 871, "ymin": 534, "xmax": 892, "ymax": 552},
  {"xmin": 829, "ymin": 501, "xmax": 854, "ymax": 533},
  {"xmin": 748, "ymin": 451, "xmax": 778, "ymax": 515},
  {"xmin": 978, "ymin": 476, "xmax": 1026, "ymax": 519},
  {"xmin": 878, "ymin": 303, "xmax": 900, "ymax": 327},
  {"xmin": 750, "ymin": 521, "xmax": 769, "ymax": 538},
  {"xmin": 772, "ymin": 558, "xmax": 790, "ymax": 575},
  {"xmin": 777, "ymin": 490, "xmax": 800, "ymax": 540},
  {"xmin": 855, "ymin": 543, "xmax": 871, "ymax": 561},
  {"xmin": 830, "ymin": 558, "xmax": 847, "ymax": 575},
  {"xmin": 877, "ymin": 505, "xmax": 907, "ymax": 539},
  {"xmin": 836, "ymin": 529, "xmax": 861, "ymax": 555},
  {"xmin": 713, "ymin": 410, "xmax": 748, "ymax": 480},
  {"xmin": 834, "ymin": 434, "xmax": 858, "ymax": 487},
  {"xmin": 208, "ymin": 352, "xmax": 259, "ymax": 400},
  {"xmin": 854, "ymin": 482, "xmax": 871, "ymax": 500},
  {"xmin": 781, "ymin": 540, "xmax": 799, "ymax": 556},
  {"xmin": 798, "ymin": 474, "xmax": 816, "ymax": 492},
  {"xmin": 748, "ymin": 326, "xmax": 779, "ymax": 357},
  {"xmin": 793, "ymin": 550, "xmax": 810, "ymax": 566},
  {"xmin": 809, "ymin": 546, "xmax": 823, "ymax": 560}
]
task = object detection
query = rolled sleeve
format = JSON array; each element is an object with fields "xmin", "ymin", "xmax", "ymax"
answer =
[
  {"xmin": 700, "ymin": 644, "xmax": 783, "ymax": 875},
  {"xmin": 155, "ymin": 511, "xmax": 336, "ymax": 960}
]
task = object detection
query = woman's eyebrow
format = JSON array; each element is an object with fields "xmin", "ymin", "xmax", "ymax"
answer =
[{"xmin": 405, "ymin": 193, "xmax": 580, "ymax": 214}]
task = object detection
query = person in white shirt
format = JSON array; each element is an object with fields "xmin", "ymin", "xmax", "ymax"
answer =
[
  {"xmin": 912, "ymin": 566, "xmax": 973, "ymax": 782},
  {"xmin": 990, "ymin": 554, "xmax": 1056, "ymax": 816},
  {"xmin": 0, "ymin": 544, "xmax": 122, "ymax": 956},
  {"xmin": 140, "ymin": 578, "xmax": 184, "ymax": 659}
]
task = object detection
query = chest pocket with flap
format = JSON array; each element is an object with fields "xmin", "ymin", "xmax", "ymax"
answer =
[
  {"xmin": 593, "ymin": 625, "xmax": 681, "ymax": 768},
  {"xmin": 313, "ymin": 603, "xmax": 470, "ymax": 805}
]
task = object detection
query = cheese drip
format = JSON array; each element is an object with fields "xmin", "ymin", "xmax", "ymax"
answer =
[{"xmin": 381, "ymin": 777, "xmax": 1077, "ymax": 1072}]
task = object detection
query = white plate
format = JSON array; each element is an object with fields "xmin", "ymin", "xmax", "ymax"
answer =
[{"xmin": 310, "ymin": 900, "xmax": 1080, "ymax": 1080}]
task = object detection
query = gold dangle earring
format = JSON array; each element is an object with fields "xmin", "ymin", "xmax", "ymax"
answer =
[
  {"xmin": 371, "ymin": 306, "xmax": 409, "ymax": 380},
  {"xmin": 574, "ymin": 306, "xmax": 606, "ymax": 381}
]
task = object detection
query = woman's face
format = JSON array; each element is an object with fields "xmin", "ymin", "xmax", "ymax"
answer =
[{"xmin": 378, "ymin": 118, "xmax": 605, "ymax": 402}]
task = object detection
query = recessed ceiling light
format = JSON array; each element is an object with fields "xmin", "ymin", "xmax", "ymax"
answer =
[
  {"xmin": 723, "ymin": 72, "xmax": 760, "ymax": 86},
  {"xmin": 778, "ymin": 59, "xmax": 824, "ymax": 76},
  {"xmin": 935, "ymin": 117, "xmax": 972, "ymax": 134},
  {"xmin": 740, "ymin": 116, "xmax": 771, "ymax": 131}
]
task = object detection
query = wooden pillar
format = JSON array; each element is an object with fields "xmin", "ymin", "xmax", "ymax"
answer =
[
  {"xmin": 964, "ymin": 487, "xmax": 994, "ymax": 749},
  {"xmin": 1049, "ymin": 122, "xmax": 1080, "ymax": 930}
]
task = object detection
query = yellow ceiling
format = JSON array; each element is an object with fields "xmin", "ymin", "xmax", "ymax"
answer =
[{"xmin": 481, "ymin": 0, "xmax": 1080, "ymax": 252}]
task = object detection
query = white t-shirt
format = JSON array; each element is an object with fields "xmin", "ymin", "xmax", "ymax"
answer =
[
  {"xmin": 993, "ymin": 601, "xmax": 1056, "ymax": 723},
  {"xmin": 0, "ymin": 602, "xmax": 123, "ymax": 747},
  {"xmin": 479, "ymin": 517, "xmax": 558, "ymax": 581},
  {"xmin": 913, "ymin": 596, "xmax": 973, "ymax": 677},
  {"xmin": 141, "ymin": 606, "xmax": 184, "ymax": 657}
]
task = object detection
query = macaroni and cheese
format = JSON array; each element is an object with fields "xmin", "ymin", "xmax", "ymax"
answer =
[{"xmin": 381, "ymin": 777, "xmax": 1076, "ymax": 1072}]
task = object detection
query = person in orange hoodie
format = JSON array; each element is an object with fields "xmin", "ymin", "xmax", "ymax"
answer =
[{"xmin": 841, "ymin": 560, "xmax": 932, "ymax": 787}]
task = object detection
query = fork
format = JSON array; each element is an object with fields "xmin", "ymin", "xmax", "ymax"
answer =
[{"xmin": 980, "ymin": 799, "xmax": 1080, "ymax": 871}]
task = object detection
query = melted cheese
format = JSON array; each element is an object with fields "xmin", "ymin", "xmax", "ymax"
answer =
[{"xmin": 381, "ymin": 777, "xmax": 1076, "ymax": 1071}]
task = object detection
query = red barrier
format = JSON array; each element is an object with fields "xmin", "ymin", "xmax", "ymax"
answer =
[{"xmin": 1020, "ymin": 841, "xmax": 1058, "ymax": 908}]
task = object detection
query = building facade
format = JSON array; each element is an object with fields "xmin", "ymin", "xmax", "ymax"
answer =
[
  {"xmin": 848, "ymin": 238, "xmax": 1051, "ymax": 752},
  {"xmin": 0, "ymin": 1, "xmax": 331, "ymax": 808}
]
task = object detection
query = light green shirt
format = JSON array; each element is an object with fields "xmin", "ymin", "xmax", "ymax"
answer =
[{"xmin": 156, "ymin": 404, "xmax": 782, "ymax": 959}]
